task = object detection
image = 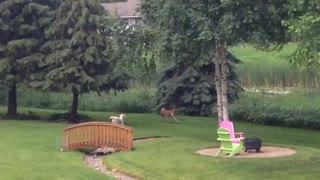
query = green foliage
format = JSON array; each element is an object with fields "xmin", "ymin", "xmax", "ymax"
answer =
[
  {"xmin": 142, "ymin": 1, "xmax": 267, "ymax": 116},
  {"xmin": 0, "ymin": 87, "xmax": 156, "ymax": 113},
  {"xmin": 141, "ymin": 0, "xmax": 293, "ymax": 117},
  {"xmin": 231, "ymin": 44, "xmax": 320, "ymax": 88},
  {"xmin": 0, "ymin": 87, "xmax": 6, "ymax": 104},
  {"xmin": 0, "ymin": 111, "xmax": 41, "ymax": 120},
  {"xmin": 157, "ymin": 53, "xmax": 241, "ymax": 116},
  {"xmin": 33, "ymin": 0, "xmax": 126, "ymax": 93},
  {"xmin": 108, "ymin": 19, "xmax": 156, "ymax": 84},
  {"xmin": 218, "ymin": 0, "xmax": 292, "ymax": 48},
  {"xmin": 0, "ymin": 0, "xmax": 53, "ymax": 114},
  {"xmin": 78, "ymin": 89, "xmax": 155, "ymax": 113},
  {"xmin": 285, "ymin": 0, "xmax": 320, "ymax": 70},
  {"xmin": 48, "ymin": 112, "xmax": 91, "ymax": 122},
  {"xmin": 26, "ymin": 0, "xmax": 133, "ymax": 122},
  {"xmin": 0, "ymin": 0, "xmax": 51, "ymax": 83},
  {"xmin": 141, "ymin": 0, "xmax": 291, "ymax": 52},
  {"xmin": 230, "ymin": 91, "xmax": 320, "ymax": 130}
]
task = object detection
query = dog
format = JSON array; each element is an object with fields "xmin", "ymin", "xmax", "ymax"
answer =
[
  {"xmin": 110, "ymin": 114, "xmax": 126, "ymax": 125},
  {"xmin": 160, "ymin": 108, "xmax": 179, "ymax": 122}
]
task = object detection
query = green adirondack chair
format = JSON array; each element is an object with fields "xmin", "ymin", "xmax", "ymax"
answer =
[{"xmin": 215, "ymin": 128, "xmax": 245, "ymax": 157}]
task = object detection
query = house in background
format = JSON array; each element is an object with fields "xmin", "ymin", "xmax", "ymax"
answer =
[{"xmin": 101, "ymin": 0, "xmax": 142, "ymax": 25}]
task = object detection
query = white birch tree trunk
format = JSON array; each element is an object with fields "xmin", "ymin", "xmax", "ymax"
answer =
[
  {"xmin": 214, "ymin": 40, "xmax": 230, "ymax": 122},
  {"xmin": 220, "ymin": 42, "xmax": 230, "ymax": 121},
  {"xmin": 214, "ymin": 47, "xmax": 223, "ymax": 122}
]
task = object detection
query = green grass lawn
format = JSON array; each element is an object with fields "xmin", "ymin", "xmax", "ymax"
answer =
[{"xmin": 1, "ymin": 107, "xmax": 320, "ymax": 180}]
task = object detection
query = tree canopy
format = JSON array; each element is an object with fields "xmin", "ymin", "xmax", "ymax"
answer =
[
  {"xmin": 286, "ymin": 0, "xmax": 320, "ymax": 69},
  {"xmin": 141, "ymin": 0, "xmax": 292, "ymax": 117},
  {"xmin": 108, "ymin": 19, "xmax": 156, "ymax": 84},
  {"xmin": 142, "ymin": 0, "xmax": 291, "ymax": 50}
]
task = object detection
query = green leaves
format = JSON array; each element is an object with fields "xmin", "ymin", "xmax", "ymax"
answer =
[
  {"xmin": 141, "ymin": 0, "xmax": 291, "ymax": 116},
  {"xmin": 41, "ymin": 0, "xmax": 128, "ymax": 95},
  {"xmin": 285, "ymin": 0, "xmax": 320, "ymax": 70}
]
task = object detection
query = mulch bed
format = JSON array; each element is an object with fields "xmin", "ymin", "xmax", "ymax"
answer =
[{"xmin": 196, "ymin": 146, "xmax": 296, "ymax": 158}]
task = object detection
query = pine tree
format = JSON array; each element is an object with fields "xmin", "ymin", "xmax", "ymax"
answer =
[
  {"xmin": 0, "ymin": 0, "xmax": 51, "ymax": 116},
  {"xmin": 34, "ymin": 0, "xmax": 128, "ymax": 123},
  {"xmin": 157, "ymin": 53, "xmax": 241, "ymax": 116}
]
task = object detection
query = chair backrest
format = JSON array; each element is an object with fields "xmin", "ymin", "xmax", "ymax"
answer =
[
  {"xmin": 219, "ymin": 120, "xmax": 235, "ymax": 139},
  {"xmin": 217, "ymin": 128, "xmax": 233, "ymax": 149}
]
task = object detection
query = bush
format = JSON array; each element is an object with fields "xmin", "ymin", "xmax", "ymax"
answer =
[
  {"xmin": 231, "ymin": 44, "xmax": 320, "ymax": 88},
  {"xmin": 0, "ymin": 87, "xmax": 156, "ymax": 114},
  {"xmin": 0, "ymin": 111, "xmax": 42, "ymax": 120},
  {"xmin": 77, "ymin": 89, "xmax": 156, "ymax": 113},
  {"xmin": 0, "ymin": 87, "xmax": 6, "ymax": 105},
  {"xmin": 230, "ymin": 92, "xmax": 320, "ymax": 130},
  {"xmin": 48, "ymin": 112, "xmax": 91, "ymax": 123}
]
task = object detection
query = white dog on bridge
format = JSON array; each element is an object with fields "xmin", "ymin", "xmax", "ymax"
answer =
[{"xmin": 110, "ymin": 114, "xmax": 126, "ymax": 125}]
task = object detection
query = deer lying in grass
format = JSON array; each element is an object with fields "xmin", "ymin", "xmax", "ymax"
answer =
[
  {"xmin": 110, "ymin": 114, "xmax": 126, "ymax": 125},
  {"xmin": 160, "ymin": 108, "xmax": 179, "ymax": 122}
]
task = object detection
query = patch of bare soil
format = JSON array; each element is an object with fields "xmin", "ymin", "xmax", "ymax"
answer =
[
  {"xmin": 85, "ymin": 155, "xmax": 135, "ymax": 180},
  {"xmin": 196, "ymin": 146, "xmax": 296, "ymax": 158},
  {"xmin": 83, "ymin": 137, "xmax": 169, "ymax": 179},
  {"xmin": 133, "ymin": 136, "xmax": 170, "ymax": 143}
]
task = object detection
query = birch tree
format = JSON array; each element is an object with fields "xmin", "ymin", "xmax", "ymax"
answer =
[{"xmin": 141, "ymin": 0, "xmax": 291, "ymax": 121}]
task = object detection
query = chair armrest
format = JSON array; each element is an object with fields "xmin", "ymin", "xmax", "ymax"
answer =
[
  {"xmin": 238, "ymin": 137, "xmax": 245, "ymax": 146},
  {"xmin": 235, "ymin": 132, "xmax": 245, "ymax": 138}
]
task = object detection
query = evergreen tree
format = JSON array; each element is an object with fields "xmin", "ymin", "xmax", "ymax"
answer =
[
  {"xmin": 157, "ymin": 53, "xmax": 241, "ymax": 116},
  {"xmin": 34, "ymin": 0, "xmax": 128, "ymax": 123},
  {"xmin": 0, "ymin": 0, "xmax": 51, "ymax": 116}
]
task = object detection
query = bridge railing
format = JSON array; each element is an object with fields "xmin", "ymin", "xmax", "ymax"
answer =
[{"xmin": 63, "ymin": 122, "xmax": 133, "ymax": 151}]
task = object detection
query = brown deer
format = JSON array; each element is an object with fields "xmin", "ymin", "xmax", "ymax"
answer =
[{"xmin": 160, "ymin": 108, "xmax": 179, "ymax": 122}]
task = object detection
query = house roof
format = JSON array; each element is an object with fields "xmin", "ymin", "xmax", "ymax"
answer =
[{"xmin": 101, "ymin": 0, "xmax": 141, "ymax": 18}]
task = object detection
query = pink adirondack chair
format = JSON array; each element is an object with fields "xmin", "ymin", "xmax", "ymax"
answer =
[{"xmin": 219, "ymin": 120, "xmax": 245, "ymax": 144}]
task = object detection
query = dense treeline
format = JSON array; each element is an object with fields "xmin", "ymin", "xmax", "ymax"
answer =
[
  {"xmin": 0, "ymin": 0, "xmax": 148, "ymax": 122},
  {"xmin": 1, "ymin": 0, "xmax": 320, "ymax": 124}
]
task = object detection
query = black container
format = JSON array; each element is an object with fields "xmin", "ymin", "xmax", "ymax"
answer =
[{"xmin": 244, "ymin": 137, "xmax": 262, "ymax": 152}]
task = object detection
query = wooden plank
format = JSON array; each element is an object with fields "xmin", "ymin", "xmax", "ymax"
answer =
[{"xmin": 63, "ymin": 122, "xmax": 133, "ymax": 151}]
